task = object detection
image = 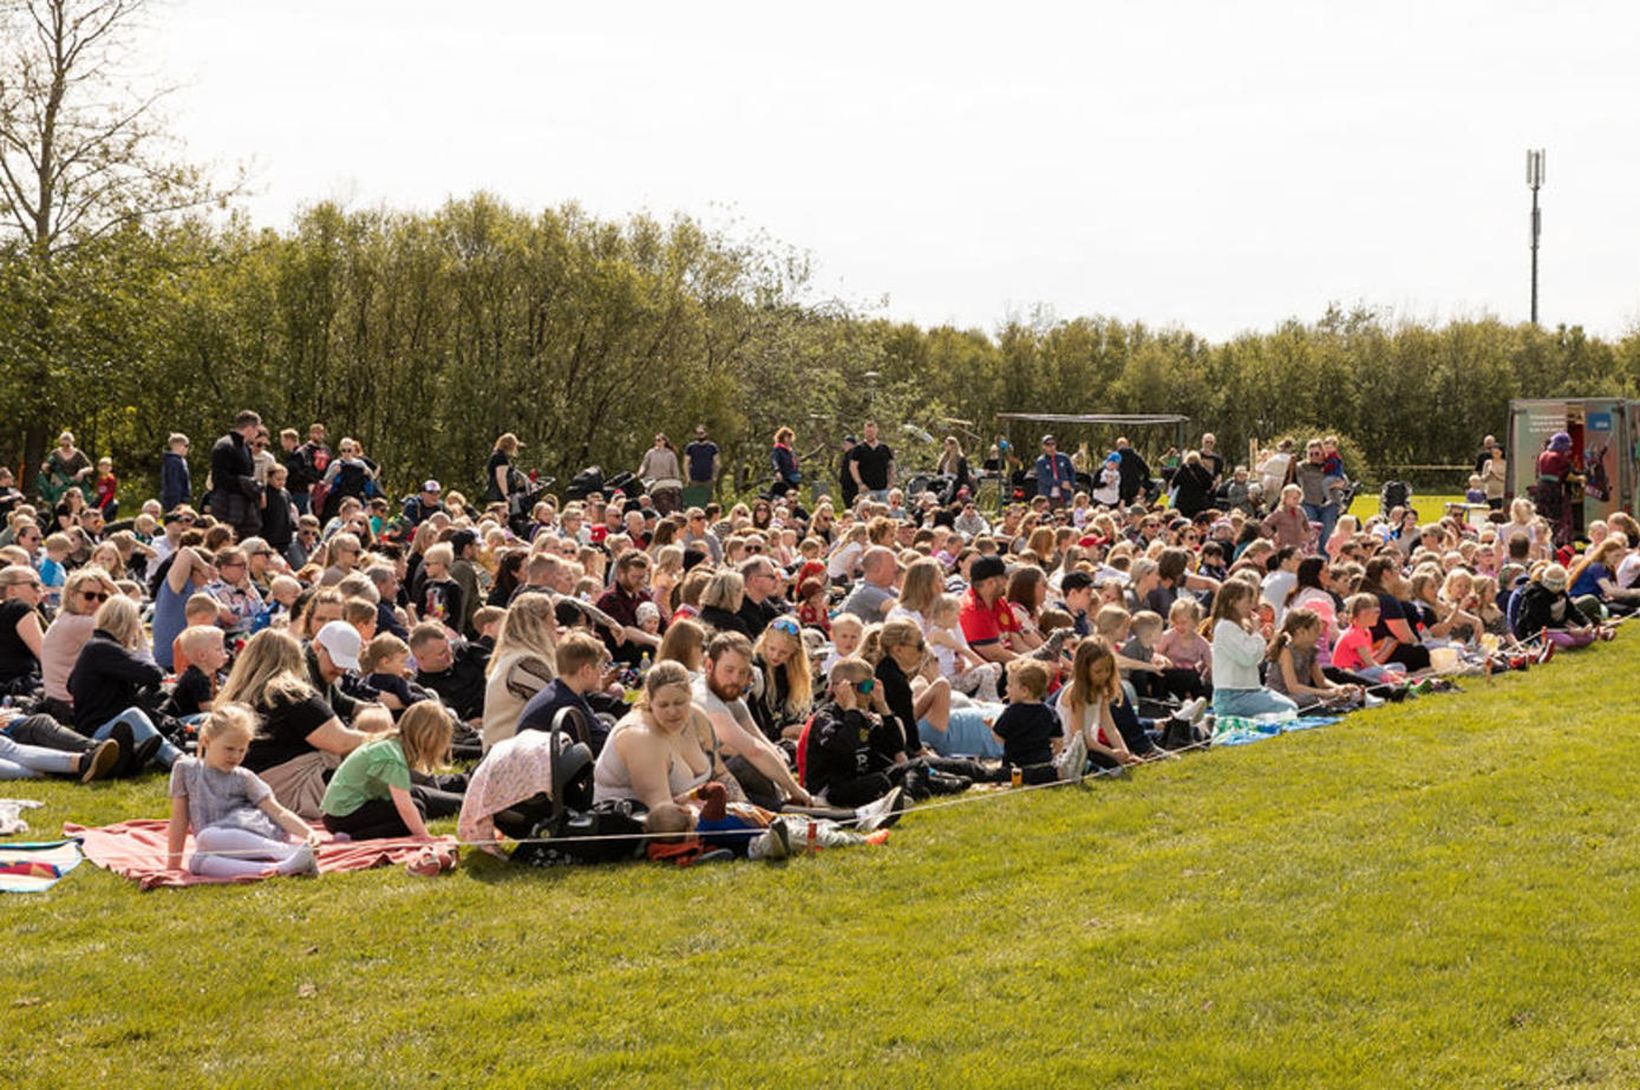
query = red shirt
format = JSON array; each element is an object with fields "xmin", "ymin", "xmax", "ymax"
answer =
[{"xmin": 959, "ymin": 586, "xmax": 1020, "ymax": 648}]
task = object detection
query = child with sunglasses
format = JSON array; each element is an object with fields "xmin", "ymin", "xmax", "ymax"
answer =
[{"xmin": 801, "ymin": 657, "xmax": 908, "ymax": 808}]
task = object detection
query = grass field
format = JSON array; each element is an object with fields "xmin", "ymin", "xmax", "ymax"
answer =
[{"xmin": 7, "ymin": 631, "xmax": 1640, "ymax": 1087}]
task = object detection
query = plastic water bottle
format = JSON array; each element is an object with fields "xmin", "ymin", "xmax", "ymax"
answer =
[{"xmin": 639, "ymin": 651, "xmax": 652, "ymax": 677}]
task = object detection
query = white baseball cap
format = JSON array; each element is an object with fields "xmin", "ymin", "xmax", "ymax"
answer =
[{"xmin": 314, "ymin": 620, "xmax": 362, "ymax": 671}]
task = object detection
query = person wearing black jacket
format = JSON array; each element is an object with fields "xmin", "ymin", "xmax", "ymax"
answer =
[
  {"xmin": 1170, "ymin": 451, "xmax": 1217, "ymax": 519},
  {"xmin": 1513, "ymin": 564, "xmax": 1602, "ymax": 646},
  {"xmin": 65, "ymin": 595, "xmax": 179, "ymax": 772},
  {"xmin": 802, "ymin": 659, "xmax": 906, "ymax": 806},
  {"xmin": 209, "ymin": 410, "xmax": 265, "ymax": 540},
  {"xmin": 286, "ymin": 424, "xmax": 331, "ymax": 516},
  {"xmin": 1115, "ymin": 437, "xmax": 1153, "ymax": 505}
]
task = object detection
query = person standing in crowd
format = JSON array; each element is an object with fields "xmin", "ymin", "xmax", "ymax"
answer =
[
  {"xmin": 1536, "ymin": 431, "xmax": 1578, "ymax": 548},
  {"xmin": 1114, "ymin": 437, "xmax": 1152, "ymax": 505},
  {"xmin": 837, "ymin": 435, "xmax": 859, "ymax": 509},
  {"xmin": 683, "ymin": 425, "xmax": 719, "ymax": 507},
  {"xmin": 1474, "ymin": 434, "xmax": 1498, "ymax": 476},
  {"xmin": 485, "ymin": 433, "xmax": 524, "ymax": 506},
  {"xmin": 209, "ymin": 410, "xmax": 265, "ymax": 541},
  {"xmin": 935, "ymin": 436, "xmax": 974, "ymax": 501},
  {"xmin": 1198, "ymin": 433, "xmax": 1225, "ymax": 484},
  {"xmin": 1293, "ymin": 438, "xmax": 1340, "ymax": 548},
  {"xmin": 1033, "ymin": 435, "xmax": 1075, "ymax": 508},
  {"xmin": 286, "ymin": 424, "xmax": 331, "ymax": 516},
  {"xmin": 850, "ymin": 420, "xmax": 895, "ymax": 503},
  {"xmin": 769, "ymin": 427, "xmax": 801, "ymax": 499},
  {"xmin": 38, "ymin": 431, "xmax": 93, "ymax": 507},
  {"xmin": 402, "ymin": 480, "xmax": 445, "ymax": 528},
  {"xmin": 160, "ymin": 434, "xmax": 192, "ymax": 513}
]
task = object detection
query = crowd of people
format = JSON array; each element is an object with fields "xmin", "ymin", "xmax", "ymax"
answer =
[{"xmin": 0, "ymin": 411, "xmax": 1627, "ymax": 874}]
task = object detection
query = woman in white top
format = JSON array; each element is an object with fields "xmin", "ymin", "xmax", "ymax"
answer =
[
  {"xmin": 1209, "ymin": 580, "xmax": 1297, "ymax": 720},
  {"xmin": 592, "ymin": 662, "xmax": 734, "ymax": 809}
]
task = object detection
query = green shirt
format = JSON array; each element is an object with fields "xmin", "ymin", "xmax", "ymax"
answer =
[{"xmin": 321, "ymin": 738, "xmax": 411, "ymax": 818}]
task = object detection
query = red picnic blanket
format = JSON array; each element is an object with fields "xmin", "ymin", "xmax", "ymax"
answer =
[{"xmin": 64, "ymin": 820, "xmax": 457, "ymax": 891}]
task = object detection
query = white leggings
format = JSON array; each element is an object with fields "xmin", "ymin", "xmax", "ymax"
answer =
[
  {"xmin": 189, "ymin": 826, "xmax": 305, "ymax": 878},
  {"xmin": 948, "ymin": 662, "xmax": 1002, "ymax": 703}
]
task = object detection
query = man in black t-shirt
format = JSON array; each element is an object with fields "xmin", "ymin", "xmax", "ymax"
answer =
[
  {"xmin": 683, "ymin": 425, "xmax": 720, "ymax": 499},
  {"xmin": 849, "ymin": 420, "xmax": 895, "ymax": 502},
  {"xmin": 410, "ymin": 622, "xmax": 489, "ymax": 722}
]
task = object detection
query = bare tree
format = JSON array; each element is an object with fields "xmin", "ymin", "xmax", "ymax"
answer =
[{"xmin": 0, "ymin": 0, "xmax": 234, "ymax": 470}]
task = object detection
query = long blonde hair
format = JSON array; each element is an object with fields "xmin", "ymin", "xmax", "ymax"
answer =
[
  {"xmin": 896, "ymin": 558, "xmax": 944, "ymax": 617},
  {"xmin": 486, "ymin": 594, "xmax": 558, "ymax": 677},
  {"xmin": 217, "ymin": 629, "xmax": 313, "ymax": 708},
  {"xmin": 752, "ymin": 621, "xmax": 812, "ymax": 719},
  {"xmin": 92, "ymin": 594, "xmax": 145, "ymax": 650},
  {"xmin": 391, "ymin": 700, "xmax": 454, "ymax": 774}
]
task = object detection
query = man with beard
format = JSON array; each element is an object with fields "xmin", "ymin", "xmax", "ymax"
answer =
[
  {"xmin": 595, "ymin": 550, "xmax": 663, "ymax": 667},
  {"xmin": 691, "ymin": 631, "xmax": 812, "ymax": 809}
]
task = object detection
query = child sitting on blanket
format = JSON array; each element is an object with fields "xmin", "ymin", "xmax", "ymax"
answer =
[{"xmin": 166, "ymin": 704, "xmax": 321, "ymax": 878}]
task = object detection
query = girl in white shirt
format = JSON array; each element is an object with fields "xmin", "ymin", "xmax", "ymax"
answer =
[{"xmin": 1209, "ymin": 579, "xmax": 1297, "ymax": 720}]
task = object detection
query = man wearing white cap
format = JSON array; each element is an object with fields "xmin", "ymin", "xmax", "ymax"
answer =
[
  {"xmin": 402, "ymin": 480, "xmax": 445, "ymax": 528},
  {"xmin": 308, "ymin": 620, "xmax": 380, "ymax": 725}
]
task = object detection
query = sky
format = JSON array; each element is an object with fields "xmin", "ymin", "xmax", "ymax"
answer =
[{"xmin": 142, "ymin": 0, "xmax": 1640, "ymax": 341}]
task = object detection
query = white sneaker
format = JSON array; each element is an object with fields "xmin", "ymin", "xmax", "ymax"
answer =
[
  {"xmin": 1057, "ymin": 732, "xmax": 1088, "ymax": 782},
  {"xmin": 1176, "ymin": 697, "xmax": 1209, "ymax": 724},
  {"xmin": 748, "ymin": 820, "xmax": 791, "ymax": 862},
  {"xmin": 855, "ymin": 786, "xmax": 906, "ymax": 833},
  {"xmin": 1363, "ymin": 693, "xmax": 1384, "ymax": 708}
]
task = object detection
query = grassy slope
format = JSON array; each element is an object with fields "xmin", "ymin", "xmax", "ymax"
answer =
[{"xmin": 8, "ymin": 637, "xmax": 1640, "ymax": 1088}]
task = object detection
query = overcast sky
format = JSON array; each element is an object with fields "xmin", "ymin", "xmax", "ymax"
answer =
[{"xmin": 146, "ymin": 0, "xmax": 1639, "ymax": 340}]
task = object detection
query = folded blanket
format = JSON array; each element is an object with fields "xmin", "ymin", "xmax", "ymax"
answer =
[
  {"xmin": 65, "ymin": 820, "xmax": 458, "ymax": 891},
  {"xmin": 0, "ymin": 839, "xmax": 82, "ymax": 893}
]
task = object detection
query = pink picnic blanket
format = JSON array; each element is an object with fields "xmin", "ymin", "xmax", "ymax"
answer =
[{"xmin": 64, "ymin": 820, "xmax": 458, "ymax": 891}]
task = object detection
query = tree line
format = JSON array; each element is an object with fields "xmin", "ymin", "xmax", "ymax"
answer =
[{"xmin": 5, "ymin": 194, "xmax": 1640, "ymax": 505}]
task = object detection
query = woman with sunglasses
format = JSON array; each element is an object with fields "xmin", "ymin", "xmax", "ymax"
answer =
[
  {"xmin": 748, "ymin": 617, "xmax": 813, "ymax": 743},
  {"xmin": 0, "ymin": 565, "xmax": 47, "ymax": 695},
  {"xmin": 38, "ymin": 567, "xmax": 121, "ymax": 715}
]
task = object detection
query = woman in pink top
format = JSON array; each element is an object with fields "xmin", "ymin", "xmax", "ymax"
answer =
[{"xmin": 39, "ymin": 566, "xmax": 120, "ymax": 709}]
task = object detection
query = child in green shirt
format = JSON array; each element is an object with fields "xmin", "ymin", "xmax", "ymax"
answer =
[{"xmin": 321, "ymin": 701, "xmax": 454, "ymax": 840}]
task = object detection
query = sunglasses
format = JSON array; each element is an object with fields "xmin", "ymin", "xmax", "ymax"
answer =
[
  {"xmin": 81, "ymin": 591, "xmax": 109, "ymax": 603},
  {"xmin": 771, "ymin": 617, "xmax": 801, "ymax": 637},
  {"xmin": 850, "ymin": 677, "xmax": 876, "ymax": 695}
]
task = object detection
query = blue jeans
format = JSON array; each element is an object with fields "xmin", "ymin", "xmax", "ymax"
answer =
[
  {"xmin": 1301, "ymin": 502, "xmax": 1338, "ymax": 551},
  {"xmin": 292, "ymin": 491, "xmax": 311, "ymax": 515},
  {"xmin": 92, "ymin": 708, "xmax": 181, "ymax": 769},
  {"xmin": 0, "ymin": 735, "xmax": 79, "ymax": 780},
  {"xmin": 1213, "ymin": 688, "xmax": 1298, "ymax": 720},
  {"xmin": 919, "ymin": 707, "xmax": 1005, "ymax": 759}
]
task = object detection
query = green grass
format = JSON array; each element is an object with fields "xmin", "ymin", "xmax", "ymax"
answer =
[{"xmin": 8, "ymin": 639, "xmax": 1640, "ymax": 1088}]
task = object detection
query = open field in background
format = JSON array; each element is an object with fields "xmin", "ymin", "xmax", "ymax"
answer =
[{"xmin": 6, "ymin": 630, "xmax": 1640, "ymax": 1087}]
